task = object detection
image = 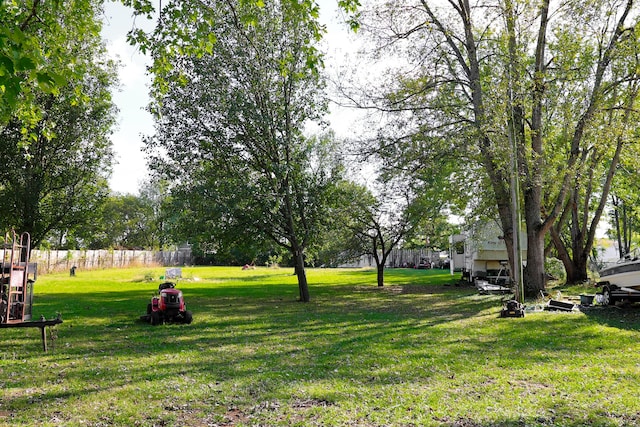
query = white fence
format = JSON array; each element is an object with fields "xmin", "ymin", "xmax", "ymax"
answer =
[
  {"xmin": 31, "ymin": 248, "xmax": 441, "ymax": 274},
  {"xmin": 30, "ymin": 249, "xmax": 193, "ymax": 275},
  {"xmin": 339, "ymin": 248, "xmax": 442, "ymax": 268},
  {"xmin": 386, "ymin": 248, "xmax": 439, "ymax": 268}
]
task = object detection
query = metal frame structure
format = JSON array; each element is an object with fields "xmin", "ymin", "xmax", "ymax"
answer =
[
  {"xmin": 0, "ymin": 231, "xmax": 36, "ymax": 324},
  {"xmin": 0, "ymin": 231, "xmax": 60, "ymax": 352}
]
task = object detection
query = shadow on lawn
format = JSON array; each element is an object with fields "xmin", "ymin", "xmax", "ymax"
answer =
[
  {"xmin": 2, "ymin": 278, "xmax": 636, "ymax": 426},
  {"xmin": 578, "ymin": 303, "xmax": 640, "ymax": 332},
  {"xmin": 332, "ymin": 267, "xmax": 459, "ymax": 286}
]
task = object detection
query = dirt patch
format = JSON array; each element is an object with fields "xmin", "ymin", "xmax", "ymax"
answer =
[
  {"xmin": 292, "ymin": 398, "xmax": 334, "ymax": 408},
  {"xmin": 212, "ymin": 407, "xmax": 250, "ymax": 426},
  {"xmin": 433, "ymin": 416, "xmax": 483, "ymax": 427}
]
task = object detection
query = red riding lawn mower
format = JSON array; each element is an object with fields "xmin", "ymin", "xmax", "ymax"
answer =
[{"xmin": 140, "ymin": 282, "xmax": 193, "ymax": 325}]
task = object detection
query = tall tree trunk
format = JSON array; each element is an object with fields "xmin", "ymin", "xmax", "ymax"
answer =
[
  {"xmin": 523, "ymin": 224, "xmax": 547, "ymax": 296},
  {"xmin": 377, "ymin": 263, "xmax": 384, "ymax": 287},
  {"xmin": 293, "ymin": 246, "xmax": 309, "ymax": 302},
  {"xmin": 613, "ymin": 196, "xmax": 624, "ymax": 258},
  {"xmin": 568, "ymin": 253, "xmax": 589, "ymax": 283},
  {"xmin": 371, "ymin": 234, "xmax": 385, "ymax": 287},
  {"xmin": 518, "ymin": 0, "xmax": 550, "ymax": 296},
  {"xmin": 623, "ymin": 203, "xmax": 630, "ymax": 255},
  {"xmin": 550, "ymin": 227, "xmax": 575, "ymax": 281}
]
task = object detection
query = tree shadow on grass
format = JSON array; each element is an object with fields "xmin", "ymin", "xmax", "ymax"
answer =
[
  {"xmin": 2, "ymin": 278, "xmax": 638, "ymax": 426},
  {"xmin": 578, "ymin": 302, "xmax": 640, "ymax": 332},
  {"xmin": 331, "ymin": 267, "xmax": 461, "ymax": 286}
]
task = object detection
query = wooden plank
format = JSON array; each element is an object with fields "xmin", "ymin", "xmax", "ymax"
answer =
[
  {"xmin": 0, "ymin": 318, "xmax": 63, "ymax": 352},
  {"xmin": 0, "ymin": 318, "xmax": 63, "ymax": 328}
]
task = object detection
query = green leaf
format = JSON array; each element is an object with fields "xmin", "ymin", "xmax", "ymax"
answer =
[
  {"xmin": 3, "ymin": 84, "xmax": 19, "ymax": 109},
  {"xmin": 0, "ymin": 54, "xmax": 14, "ymax": 74},
  {"xmin": 337, "ymin": 0, "xmax": 361, "ymax": 14},
  {"xmin": 35, "ymin": 72, "xmax": 55, "ymax": 86},
  {"xmin": 15, "ymin": 56, "xmax": 36, "ymax": 72}
]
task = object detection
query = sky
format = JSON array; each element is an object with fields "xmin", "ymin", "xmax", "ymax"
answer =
[
  {"xmin": 101, "ymin": 1, "xmax": 154, "ymax": 194},
  {"xmin": 100, "ymin": 1, "xmax": 360, "ymax": 195},
  {"xmin": 100, "ymin": 2, "xmax": 613, "ymax": 241}
]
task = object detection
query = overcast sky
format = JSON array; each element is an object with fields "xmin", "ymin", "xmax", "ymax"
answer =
[{"xmin": 100, "ymin": 1, "xmax": 360, "ymax": 195}]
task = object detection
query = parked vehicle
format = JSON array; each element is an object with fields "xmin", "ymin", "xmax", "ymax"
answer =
[
  {"xmin": 140, "ymin": 282, "xmax": 193, "ymax": 325},
  {"xmin": 597, "ymin": 248, "xmax": 640, "ymax": 305},
  {"xmin": 449, "ymin": 222, "xmax": 527, "ymax": 289}
]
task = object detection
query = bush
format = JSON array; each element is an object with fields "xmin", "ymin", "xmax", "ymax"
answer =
[{"xmin": 545, "ymin": 257, "xmax": 566, "ymax": 281}]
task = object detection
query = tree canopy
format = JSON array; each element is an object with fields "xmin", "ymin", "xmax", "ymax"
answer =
[
  {"xmin": 348, "ymin": 0, "xmax": 640, "ymax": 294},
  {"xmin": 142, "ymin": 0, "xmax": 345, "ymax": 301},
  {"xmin": 0, "ymin": 0, "xmax": 106, "ymax": 131},
  {"xmin": 0, "ymin": 0, "xmax": 117, "ymax": 247}
]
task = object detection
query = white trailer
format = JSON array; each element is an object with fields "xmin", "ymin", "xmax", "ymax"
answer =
[
  {"xmin": 449, "ymin": 233, "xmax": 467, "ymax": 274},
  {"xmin": 449, "ymin": 222, "xmax": 527, "ymax": 286}
]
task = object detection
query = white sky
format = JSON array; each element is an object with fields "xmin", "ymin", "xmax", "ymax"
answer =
[
  {"xmin": 100, "ymin": 0, "xmax": 363, "ymax": 195},
  {"xmin": 101, "ymin": 1, "xmax": 154, "ymax": 194}
]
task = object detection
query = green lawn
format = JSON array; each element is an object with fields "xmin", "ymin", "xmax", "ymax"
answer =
[{"xmin": 1, "ymin": 266, "xmax": 639, "ymax": 426}]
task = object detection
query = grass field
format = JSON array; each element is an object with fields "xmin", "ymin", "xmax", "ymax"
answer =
[{"xmin": 1, "ymin": 266, "xmax": 640, "ymax": 426}]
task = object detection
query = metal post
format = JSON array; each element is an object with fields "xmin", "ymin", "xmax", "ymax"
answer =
[
  {"xmin": 41, "ymin": 326, "xmax": 47, "ymax": 352},
  {"xmin": 509, "ymin": 130, "xmax": 524, "ymax": 303}
]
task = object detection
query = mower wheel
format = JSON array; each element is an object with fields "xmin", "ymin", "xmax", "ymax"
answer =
[
  {"xmin": 183, "ymin": 310, "xmax": 193, "ymax": 324},
  {"xmin": 150, "ymin": 311, "xmax": 162, "ymax": 326}
]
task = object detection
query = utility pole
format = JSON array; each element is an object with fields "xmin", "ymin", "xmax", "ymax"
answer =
[{"xmin": 509, "ymin": 137, "xmax": 524, "ymax": 303}]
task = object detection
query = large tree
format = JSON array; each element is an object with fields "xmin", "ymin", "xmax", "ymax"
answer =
[
  {"xmin": 0, "ymin": 33, "xmax": 117, "ymax": 247},
  {"xmin": 354, "ymin": 191, "xmax": 421, "ymax": 287},
  {"xmin": 353, "ymin": 0, "xmax": 640, "ymax": 296},
  {"xmin": 81, "ymin": 194, "xmax": 157, "ymax": 249},
  {"xmin": 143, "ymin": 0, "xmax": 337, "ymax": 302},
  {"xmin": 605, "ymin": 135, "xmax": 640, "ymax": 259},
  {"xmin": 548, "ymin": 79, "xmax": 639, "ymax": 282}
]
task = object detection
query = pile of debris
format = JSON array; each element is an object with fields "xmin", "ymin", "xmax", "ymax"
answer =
[
  {"xmin": 544, "ymin": 299, "xmax": 576, "ymax": 312},
  {"xmin": 499, "ymin": 298, "xmax": 579, "ymax": 318}
]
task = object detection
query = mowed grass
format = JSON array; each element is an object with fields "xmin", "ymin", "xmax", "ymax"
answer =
[{"xmin": 1, "ymin": 266, "xmax": 640, "ymax": 426}]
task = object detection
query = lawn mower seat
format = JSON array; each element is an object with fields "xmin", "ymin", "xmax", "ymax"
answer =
[{"xmin": 159, "ymin": 282, "xmax": 176, "ymax": 291}]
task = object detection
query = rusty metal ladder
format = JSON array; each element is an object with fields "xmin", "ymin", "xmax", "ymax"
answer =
[{"xmin": 1, "ymin": 231, "xmax": 31, "ymax": 324}]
